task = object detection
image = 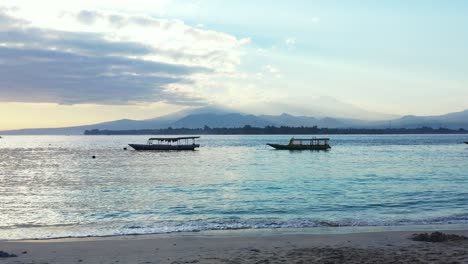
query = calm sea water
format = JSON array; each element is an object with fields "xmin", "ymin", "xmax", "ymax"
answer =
[{"xmin": 1, "ymin": 135, "xmax": 468, "ymax": 240}]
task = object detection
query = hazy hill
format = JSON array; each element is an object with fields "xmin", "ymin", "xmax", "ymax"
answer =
[
  {"xmin": 251, "ymin": 96, "xmax": 399, "ymax": 121},
  {"xmin": 143, "ymin": 105, "xmax": 235, "ymax": 122},
  {"xmin": 370, "ymin": 109, "xmax": 468, "ymax": 129},
  {"xmin": 172, "ymin": 113, "xmax": 275, "ymax": 128},
  {"xmin": 1, "ymin": 107, "xmax": 468, "ymax": 135}
]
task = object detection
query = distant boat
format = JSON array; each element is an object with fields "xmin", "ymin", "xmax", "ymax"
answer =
[
  {"xmin": 465, "ymin": 141, "xmax": 468, "ymax": 144},
  {"xmin": 267, "ymin": 137, "xmax": 331, "ymax": 150},
  {"xmin": 129, "ymin": 136, "xmax": 200, "ymax": 151}
]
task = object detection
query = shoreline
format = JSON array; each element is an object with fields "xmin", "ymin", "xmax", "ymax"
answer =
[
  {"xmin": 2, "ymin": 228, "xmax": 468, "ymax": 263},
  {"xmin": 4, "ymin": 223, "xmax": 468, "ymax": 242}
]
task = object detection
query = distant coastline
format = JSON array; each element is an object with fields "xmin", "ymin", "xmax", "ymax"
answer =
[{"xmin": 84, "ymin": 125, "xmax": 468, "ymax": 135}]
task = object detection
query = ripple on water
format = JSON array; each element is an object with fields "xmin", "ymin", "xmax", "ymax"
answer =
[{"xmin": 0, "ymin": 134, "xmax": 468, "ymax": 239}]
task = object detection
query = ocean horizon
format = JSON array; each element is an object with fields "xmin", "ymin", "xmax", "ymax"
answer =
[{"xmin": 1, "ymin": 134, "xmax": 468, "ymax": 240}]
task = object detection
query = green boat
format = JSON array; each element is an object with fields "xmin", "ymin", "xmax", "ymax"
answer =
[{"xmin": 267, "ymin": 137, "xmax": 331, "ymax": 150}]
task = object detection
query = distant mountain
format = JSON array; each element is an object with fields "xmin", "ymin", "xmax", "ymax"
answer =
[
  {"xmin": 0, "ymin": 119, "xmax": 155, "ymax": 135},
  {"xmin": 143, "ymin": 105, "xmax": 236, "ymax": 122},
  {"xmin": 172, "ymin": 113, "xmax": 275, "ymax": 128},
  {"xmin": 259, "ymin": 113, "xmax": 319, "ymax": 127},
  {"xmin": 259, "ymin": 113, "xmax": 375, "ymax": 128},
  {"xmin": 247, "ymin": 96, "xmax": 399, "ymax": 121},
  {"xmin": 0, "ymin": 106, "xmax": 239, "ymax": 135},
  {"xmin": 370, "ymin": 109, "xmax": 468, "ymax": 129},
  {"xmin": 1, "ymin": 106, "xmax": 468, "ymax": 135}
]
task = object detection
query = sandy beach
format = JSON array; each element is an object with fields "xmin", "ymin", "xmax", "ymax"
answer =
[{"xmin": 1, "ymin": 230, "xmax": 468, "ymax": 264}]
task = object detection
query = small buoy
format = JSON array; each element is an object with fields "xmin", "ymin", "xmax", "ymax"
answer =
[
  {"xmin": 123, "ymin": 147, "xmax": 127, "ymax": 150},
  {"xmin": 92, "ymin": 155, "xmax": 96, "ymax": 159}
]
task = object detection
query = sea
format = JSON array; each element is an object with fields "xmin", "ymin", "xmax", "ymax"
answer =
[{"xmin": 1, "ymin": 134, "xmax": 468, "ymax": 240}]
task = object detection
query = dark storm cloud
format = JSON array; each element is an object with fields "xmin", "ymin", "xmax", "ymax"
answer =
[
  {"xmin": 0, "ymin": 10, "xmax": 209, "ymax": 105},
  {"xmin": 0, "ymin": 47, "xmax": 206, "ymax": 105}
]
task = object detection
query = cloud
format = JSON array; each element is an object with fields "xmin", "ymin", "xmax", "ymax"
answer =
[
  {"xmin": 0, "ymin": 7, "xmax": 248, "ymax": 105},
  {"xmin": 0, "ymin": 7, "xmax": 28, "ymax": 28},
  {"xmin": 0, "ymin": 47, "xmax": 206, "ymax": 105},
  {"xmin": 261, "ymin": 65, "xmax": 282, "ymax": 78},
  {"xmin": 64, "ymin": 10, "xmax": 250, "ymax": 72},
  {"xmin": 0, "ymin": 27, "xmax": 155, "ymax": 56},
  {"xmin": 285, "ymin": 37, "xmax": 296, "ymax": 48},
  {"xmin": 76, "ymin": 9, "xmax": 102, "ymax": 25},
  {"xmin": 262, "ymin": 64, "xmax": 279, "ymax": 74}
]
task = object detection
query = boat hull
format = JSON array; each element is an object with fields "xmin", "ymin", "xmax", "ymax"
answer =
[
  {"xmin": 129, "ymin": 144, "xmax": 200, "ymax": 151},
  {"xmin": 465, "ymin": 141, "xmax": 468, "ymax": 145},
  {"xmin": 267, "ymin": 143, "xmax": 330, "ymax": 150}
]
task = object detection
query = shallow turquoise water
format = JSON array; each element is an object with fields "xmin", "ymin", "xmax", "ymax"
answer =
[{"xmin": 0, "ymin": 135, "xmax": 467, "ymax": 239}]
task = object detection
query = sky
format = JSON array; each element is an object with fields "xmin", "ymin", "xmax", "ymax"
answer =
[{"xmin": 0, "ymin": 0, "xmax": 467, "ymax": 129}]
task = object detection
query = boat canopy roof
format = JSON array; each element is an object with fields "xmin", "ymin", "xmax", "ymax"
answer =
[
  {"xmin": 148, "ymin": 136, "xmax": 200, "ymax": 142},
  {"xmin": 293, "ymin": 138, "xmax": 330, "ymax": 141}
]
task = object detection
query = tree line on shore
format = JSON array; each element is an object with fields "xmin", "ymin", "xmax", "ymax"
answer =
[{"xmin": 84, "ymin": 125, "xmax": 468, "ymax": 135}]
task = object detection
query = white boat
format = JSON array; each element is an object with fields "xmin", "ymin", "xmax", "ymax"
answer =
[{"xmin": 129, "ymin": 136, "xmax": 200, "ymax": 151}]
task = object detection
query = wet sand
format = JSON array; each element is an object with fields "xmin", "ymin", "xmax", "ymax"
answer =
[{"xmin": 1, "ymin": 230, "xmax": 468, "ymax": 263}]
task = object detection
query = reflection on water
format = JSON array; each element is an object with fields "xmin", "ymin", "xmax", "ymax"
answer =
[{"xmin": 1, "ymin": 135, "xmax": 468, "ymax": 239}]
